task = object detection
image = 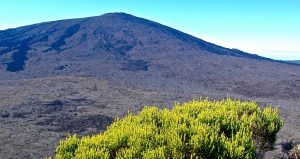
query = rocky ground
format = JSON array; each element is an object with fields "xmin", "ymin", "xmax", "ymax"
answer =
[{"xmin": 0, "ymin": 76, "xmax": 299, "ymax": 158}]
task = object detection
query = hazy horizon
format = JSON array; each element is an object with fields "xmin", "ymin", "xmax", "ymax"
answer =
[{"xmin": 1, "ymin": 0, "xmax": 299, "ymax": 60}]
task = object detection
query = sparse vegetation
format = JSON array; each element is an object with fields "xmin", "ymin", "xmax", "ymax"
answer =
[
  {"xmin": 291, "ymin": 144, "xmax": 300, "ymax": 159},
  {"xmin": 54, "ymin": 98, "xmax": 283, "ymax": 159},
  {"xmin": 280, "ymin": 138, "xmax": 300, "ymax": 159}
]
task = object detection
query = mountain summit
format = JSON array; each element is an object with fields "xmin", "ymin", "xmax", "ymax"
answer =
[
  {"xmin": 0, "ymin": 13, "xmax": 299, "ymax": 98},
  {"xmin": 0, "ymin": 12, "xmax": 300, "ymax": 96},
  {"xmin": 0, "ymin": 12, "xmax": 281, "ymax": 72}
]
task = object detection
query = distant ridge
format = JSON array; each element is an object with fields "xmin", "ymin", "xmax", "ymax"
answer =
[{"xmin": 285, "ymin": 60, "xmax": 300, "ymax": 64}]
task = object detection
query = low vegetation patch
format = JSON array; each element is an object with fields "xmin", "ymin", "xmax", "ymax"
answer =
[{"xmin": 54, "ymin": 98, "xmax": 283, "ymax": 159}]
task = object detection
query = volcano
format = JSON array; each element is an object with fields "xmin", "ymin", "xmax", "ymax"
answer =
[{"xmin": 0, "ymin": 13, "xmax": 300, "ymax": 158}]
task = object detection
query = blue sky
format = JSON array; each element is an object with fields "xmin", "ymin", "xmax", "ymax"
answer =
[{"xmin": 0, "ymin": 0, "xmax": 299, "ymax": 60}]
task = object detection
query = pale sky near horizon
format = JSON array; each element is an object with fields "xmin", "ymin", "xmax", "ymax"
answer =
[{"xmin": 0, "ymin": 0, "xmax": 299, "ymax": 60}]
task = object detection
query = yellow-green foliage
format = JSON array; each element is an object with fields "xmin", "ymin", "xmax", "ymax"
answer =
[{"xmin": 54, "ymin": 98, "xmax": 283, "ymax": 159}]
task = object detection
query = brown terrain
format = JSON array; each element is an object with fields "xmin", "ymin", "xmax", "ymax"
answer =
[{"xmin": 0, "ymin": 13, "xmax": 299, "ymax": 158}]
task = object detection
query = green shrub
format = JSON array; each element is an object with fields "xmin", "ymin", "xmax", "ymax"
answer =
[{"xmin": 54, "ymin": 98, "xmax": 283, "ymax": 159}]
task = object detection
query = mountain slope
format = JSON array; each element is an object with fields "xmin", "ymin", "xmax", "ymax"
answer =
[
  {"xmin": 1, "ymin": 13, "xmax": 300, "ymax": 99},
  {"xmin": 0, "ymin": 12, "xmax": 271, "ymax": 73}
]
